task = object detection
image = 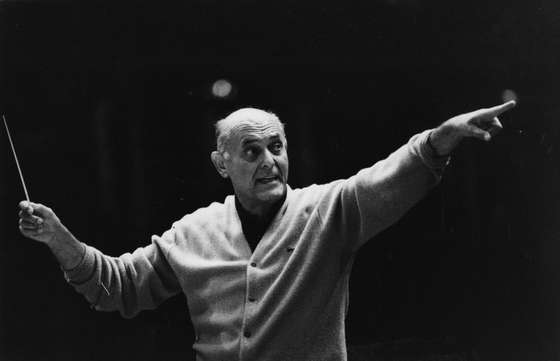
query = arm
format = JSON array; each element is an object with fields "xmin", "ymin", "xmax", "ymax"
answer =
[
  {"xmin": 18, "ymin": 201, "xmax": 180, "ymax": 318},
  {"xmin": 318, "ymin": 101, "xmax": 516, "ymax": 251},
  {"xmin": 317, "ymin": 129, "xmax": 447, "ymax": 252}
]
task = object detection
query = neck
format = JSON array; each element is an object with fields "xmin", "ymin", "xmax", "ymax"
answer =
[{"xmin": 236, "ymin": 195, "xmax": 285, "ymax": 219}]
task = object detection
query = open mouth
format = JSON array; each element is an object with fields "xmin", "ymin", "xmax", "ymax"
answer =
[{"xmin": 256, "ymin": 176, "xmax": 280, "ymax": 185}]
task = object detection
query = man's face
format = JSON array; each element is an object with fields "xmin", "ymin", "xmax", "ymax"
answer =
[{"xmin": 221, "ymin": 113, "xmax": 289, "ymax": 211}]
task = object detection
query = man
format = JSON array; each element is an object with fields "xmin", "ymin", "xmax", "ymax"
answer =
[{"xmin": 18, "ymin": 102, "xmax": 516, "ymax": 361}]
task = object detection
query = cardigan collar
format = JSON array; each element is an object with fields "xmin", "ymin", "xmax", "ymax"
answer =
[{"xmin": 234, "ymin": 190, "xmax": 287, "ymax": 251}]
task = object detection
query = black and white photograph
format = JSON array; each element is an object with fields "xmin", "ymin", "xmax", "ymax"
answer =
[{"xmin": 0, "ymin": 1, "xmax": 559, "ymax": 360}]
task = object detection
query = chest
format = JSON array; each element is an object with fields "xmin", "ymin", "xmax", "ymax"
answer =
[{"xmin": 169, "ymin": 208, "xmax": 334, "ymax": 305}]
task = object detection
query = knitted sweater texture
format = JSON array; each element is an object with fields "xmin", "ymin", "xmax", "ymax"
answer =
[{"xmin": 64, "ymin": 129, "xmax": 447, "ymax": 361}]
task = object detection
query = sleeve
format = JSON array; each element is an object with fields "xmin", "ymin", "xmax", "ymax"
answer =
[
  {"xmin": 62, "ymin": 227, "xmax": 182, "ymax": 318},
  {"xmin": 317, "ymin": 129, "xmax": 449, "ymax": 252}
]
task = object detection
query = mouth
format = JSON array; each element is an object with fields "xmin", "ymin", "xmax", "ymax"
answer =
[{"xmin": 255, "ymin": 175, "xmax": 281, "ymax": 185}]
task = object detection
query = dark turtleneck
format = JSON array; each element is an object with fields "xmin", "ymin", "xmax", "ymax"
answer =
[{"xmin": 235, "ymin": 195, "xmax": 285, "ymax": 252}]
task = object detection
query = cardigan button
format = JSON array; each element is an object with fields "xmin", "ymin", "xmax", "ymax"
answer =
[
  {"xmin": 244, "ymin": 330, "xmax": 252, "ymax": 338},
  {"xmin": 248, "ymin": 297, "xmax": 256, "ymax": 303},
  {"xmin": 250, "ymin": 262, "xmax": 257, "ymax": 268}
]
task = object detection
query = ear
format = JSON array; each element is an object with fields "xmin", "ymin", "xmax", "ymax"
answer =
[{"xmin": 211, "ymin": 151, "xmax": 229, "ymax": 178}]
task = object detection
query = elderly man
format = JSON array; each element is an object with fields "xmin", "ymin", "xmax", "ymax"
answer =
[{"xmin": 18, "ymin": 101, "xmax": 515, "ymax": 361}]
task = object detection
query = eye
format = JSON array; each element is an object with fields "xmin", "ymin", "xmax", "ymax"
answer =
[
  {"xmin": 243, "ymin": 146, "xmax": 261, "ymax": 161},
  {"xmin": 269, "ymin": 141, "xmax": 284, "ymax": 154}
]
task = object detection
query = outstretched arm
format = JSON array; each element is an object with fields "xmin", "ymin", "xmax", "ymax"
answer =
[
  {"xmin": 319, "ymin": 100, "xmax": 517, "ymax": 252},
  {"xmin": 17, "ymin": 201, "xmax": 180, "ymax": 317}
]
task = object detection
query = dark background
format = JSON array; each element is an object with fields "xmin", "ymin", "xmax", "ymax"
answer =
[{"xmin": 0, "ymin": 0, "xmax": 559, "ymax": 360}]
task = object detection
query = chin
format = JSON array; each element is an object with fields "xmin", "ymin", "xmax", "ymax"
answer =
[{"xmin": 256, "ymin": 184, "xmax": 286, "ymax": 203}]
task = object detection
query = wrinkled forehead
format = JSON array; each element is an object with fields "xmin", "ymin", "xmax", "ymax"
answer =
[{"xmin": 223, "ymin": 109, "xmax": 286, "ymax": 145}]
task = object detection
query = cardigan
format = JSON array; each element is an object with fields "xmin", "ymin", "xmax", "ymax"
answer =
[{"xmin": 64, "ymin": 129, "xmax": 448, "ymax": 361}]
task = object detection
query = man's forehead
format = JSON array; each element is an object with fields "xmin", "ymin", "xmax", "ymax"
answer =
[{"xmin": 223, "ymin": 109, "xmax": 285, "ymax": 139}]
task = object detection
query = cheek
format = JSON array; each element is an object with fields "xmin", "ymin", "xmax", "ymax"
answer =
[
  {"xmin": 277, "ymin": 157, "xmax": 289, "ymax": 178},
  {"xmin": 230, "ymin": 162, "xmax": 257, "ymax": 185},
  {"xmin": 280, "ymin": 155, "xmax": 289, "ymax": 168}
]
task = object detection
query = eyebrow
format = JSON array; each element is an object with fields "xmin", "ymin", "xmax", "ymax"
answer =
[{"xmin": 241, "ymin": 134, "xmax": 282, "ymax": 147}]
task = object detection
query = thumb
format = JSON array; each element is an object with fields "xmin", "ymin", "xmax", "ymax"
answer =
[
  {"xmin": 18, "ymin": 201, "xmax": 54, "ymax": 218},
  {"xmin": 467, "ymin": 125, "xmax": 491, "ymax": 142},
  {"xmin": 18, "ymin": 200, "xmax": 34, "ymax": 215}
]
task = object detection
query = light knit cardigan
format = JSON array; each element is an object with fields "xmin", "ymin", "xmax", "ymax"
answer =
[{"xmin": 65, "ymin": 129, "xmax": 448, "ymax": 361}]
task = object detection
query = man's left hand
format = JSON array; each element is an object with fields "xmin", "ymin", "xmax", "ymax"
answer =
[{"xmin": 429, "ymin": 100, "xmax": 517, "ymax": 156}]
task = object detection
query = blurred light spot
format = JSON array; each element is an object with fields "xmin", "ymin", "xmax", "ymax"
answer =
[
  {"xmin": 212, "ymin": 79, "xmax": 232, "ymax": 98},
  {"xmin": 501, "ymin": 89, "xmax": 518, "ymax": 103}
]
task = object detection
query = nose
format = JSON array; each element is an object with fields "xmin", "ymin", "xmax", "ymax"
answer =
[{"xmin": 260, "ymin": 149, "xmax": 275, "ymax": 169}]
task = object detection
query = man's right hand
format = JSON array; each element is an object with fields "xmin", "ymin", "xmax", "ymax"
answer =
[
  {"xmin": 18, "ymin": 201, "xmax": 63, "ymax": 245},
  {"xmin": 18, "ymin": 200, "xmax": 85, "ymax": 270}
]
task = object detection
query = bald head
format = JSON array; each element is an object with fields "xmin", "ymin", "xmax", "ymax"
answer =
[
  {"xmin": 210, "ymin": 107, "xmax": 289, "ymax": 216},
  {"xmin": 215, "ymin": 108, "xmax": 286, "ymax": 153}
]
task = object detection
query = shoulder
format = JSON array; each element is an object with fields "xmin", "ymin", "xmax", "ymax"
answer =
[
  {"xmin": 287, "ymin": 180, "xmax": 345, "ymax": 209},
  {"xmin": 173, "ymin": 195, "xmax": 234, "ymax": 232}
]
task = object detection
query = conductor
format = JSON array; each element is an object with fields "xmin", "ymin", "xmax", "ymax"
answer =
[{"xmin": 18, "ymin": 101, "xmax": 516, "ymax": 361}]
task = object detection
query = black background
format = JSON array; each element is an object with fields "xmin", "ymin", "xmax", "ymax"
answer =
[{"xmin": 1, "ymin": 0, "xmax": 559, "ymax": 360}]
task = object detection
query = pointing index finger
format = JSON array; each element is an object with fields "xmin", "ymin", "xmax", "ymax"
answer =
[{"xmin": 486, "ymin": 100, "xmax": 517, "ymax": 116}]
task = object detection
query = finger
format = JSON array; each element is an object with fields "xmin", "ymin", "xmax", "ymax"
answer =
[
  {"xmin": 19, "ymin": 201, "xmax": 53, "ymax": 218},
  {"xmin": 18, "ymin": 210, "xmax": 43, "ymax": 224},
  {"xmin": 467, "ymin": 125, "xmax": 492, "ymax": 141},
  {"xmin": 493, "ymin": 116, "xmax": 503, "ymax": 129},
  {"xmin": 19, "ymin": 219, "xmax": 35, "ymax": 229},
  {"xmin": 492, "ymin": 117, "xmax": 504, "ymax": 132},
  {"xmin": 18, "ymin": 200, "xmax": 34, "ymax": 215},
  {"xmin": 32, "ymin": 203, "xmax": 54, "ymax": 218},
  {"xmin": 488, "ymin": 117, "xmax": 503, "ymax": 135},
  {"xmin": 19, "ymin": 218, "xmax": 43, "ymax": 228},
  {"xmin": 19, "ymin": 225, "xmax": 43, "ymax": 236},
  {"xmin": 19, "ymin": 221, "xmax": 41, "ymax": 231},
  {"xmin": 485, "ymin": 100, "xmax": 516, "ymax": 117},
  {"xmin": 18, "ymin": 225, "xmax": 28, "ymax": 235},
  {"xmin": 18, "ymin": 209, "xmax": 34, "ymax": 221}
]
